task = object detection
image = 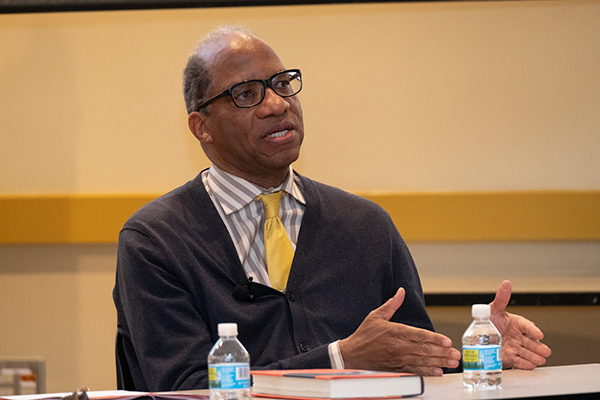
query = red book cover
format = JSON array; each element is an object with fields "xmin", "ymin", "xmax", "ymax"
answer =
[{"xmin": 251, "ymin": 369, "xmax": 413, "ymax": 380}]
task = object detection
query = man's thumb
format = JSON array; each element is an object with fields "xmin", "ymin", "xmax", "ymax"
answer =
[
  {"xmin": 372, "ymin": 287, "xmax": 405, "ymax": 321},
  {"xmin": 490, "ymin": 280, "xmax": 512, "ymax": 315}
]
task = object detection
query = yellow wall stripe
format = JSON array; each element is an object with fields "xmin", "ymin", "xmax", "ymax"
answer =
[
  {"xmin": 359, "ymin": 191, "xmax": 600, "ymax": 242},
  {"xmin": 0, "ymin": 195, "xmax": 155, "ymax": 244},
  {"xmin": 1, "ymin": 191, "xmax": 599, "ymax": 244}
]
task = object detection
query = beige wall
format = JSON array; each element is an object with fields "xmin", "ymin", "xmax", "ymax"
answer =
[
  {"xmin": 1, "ymin": 0, "xmax": 599, "ymax": 393},
  {"xmin": 0, "ymin": 245, "xmax": 117, "ymax": 392},
  {"xmin": 2, "ymin": 1, "xmax": 599, "ymax": 194}
]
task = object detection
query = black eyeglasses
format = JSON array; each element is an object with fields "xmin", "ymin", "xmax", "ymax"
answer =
[{"xmin": 195, "ymin": 69, "xmax": 302, "ymax": 111}]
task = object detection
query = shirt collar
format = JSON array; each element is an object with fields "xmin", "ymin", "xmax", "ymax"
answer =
[{"xmin": 206, "ymin": 165, "xmax": 305, "ymax": 215}]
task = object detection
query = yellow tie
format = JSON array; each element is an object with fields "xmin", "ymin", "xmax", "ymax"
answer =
[{"xmin": 258, "ymin": 191, "xmax": 294, "ymax": 291}]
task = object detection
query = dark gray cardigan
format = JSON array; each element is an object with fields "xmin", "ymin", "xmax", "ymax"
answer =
[{"xmin": 113, "ymin": 170, "xmax": 433, "ymax": 391}]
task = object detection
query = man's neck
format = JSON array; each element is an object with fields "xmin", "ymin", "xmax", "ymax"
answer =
[{"xmin": 210, "ymin": 164, "xmax": 292, "ymax": 191}]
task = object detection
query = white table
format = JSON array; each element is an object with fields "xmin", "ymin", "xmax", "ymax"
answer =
[
  {"xmin": 419, "ymin": 363, "xmax": 600, "ymax": 399},
  {"xmin": 5, "ymin": 364, "xmax": 599, "ymax": 400}
]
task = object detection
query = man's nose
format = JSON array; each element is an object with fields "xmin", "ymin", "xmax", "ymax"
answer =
[{"xmin": 256, "ymin": 88, "xmax": 290, "ymax": 117}]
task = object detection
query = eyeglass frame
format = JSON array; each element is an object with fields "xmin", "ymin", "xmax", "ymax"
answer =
[{"xmin": 194, "ymin": 69, "xmax": 302, "ymax": 112}]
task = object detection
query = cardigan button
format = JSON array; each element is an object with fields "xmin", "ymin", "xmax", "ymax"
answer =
[
  {"xmin": 299, "ymin": 343, "xmax": 311, "ymax": 352},
  {"xmin": 286, "ymin": 291, "xmax": 295, "ymax": 302}
]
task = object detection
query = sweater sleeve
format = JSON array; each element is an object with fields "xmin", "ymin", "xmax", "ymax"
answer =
[
  {"xmin": 387, "ymin": 220, "xmax": 433, "ymax": 332},
  {"xmin": 115, "ymin": 228, "xmax": 215, "ymax": 391}
]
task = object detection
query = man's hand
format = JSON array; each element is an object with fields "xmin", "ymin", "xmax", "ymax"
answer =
[
  {"xmin": 489, "ymin": 280, "xmax": 552, "ymax": 369},
  {"xmin": 339, "ymin": 288, "xmax": 461, "ymax": 376}
]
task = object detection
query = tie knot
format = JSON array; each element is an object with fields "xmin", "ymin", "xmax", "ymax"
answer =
[{"xmin": 258, "ymin": 191, "xmax": 283, "ymax": 219}]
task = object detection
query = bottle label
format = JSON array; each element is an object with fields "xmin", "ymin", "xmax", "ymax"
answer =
[
  {"xmin": 462, "ymin": 345, "xmax": 502, "ymax": 371},
  {"xmin": 208, "ymin": 363, "xmax": 250, "ymax": 389}
]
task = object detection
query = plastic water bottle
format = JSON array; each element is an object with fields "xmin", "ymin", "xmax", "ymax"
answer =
[
  {"xmin": 208, "ymin": 323, "xmax": 251, "ymax": 400},
  {"xmin": 462, "ymin": 304, "xmax": 502, "ymax": 390}
]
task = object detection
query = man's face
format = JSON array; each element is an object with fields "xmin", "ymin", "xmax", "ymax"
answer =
[{"xmin": 194, "ymin": 33, "xmax": 304, "ymax": 188}]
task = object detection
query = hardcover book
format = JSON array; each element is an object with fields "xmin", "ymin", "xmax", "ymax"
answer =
[{"xmin": 250, "ymin": 369, "xmax": 424, "ymax": 399}]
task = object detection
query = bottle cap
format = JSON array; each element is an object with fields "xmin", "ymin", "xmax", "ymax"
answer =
[
  {"xmin": 218, "ymin": 322, "xmax": 238, "ymax": 336},
  {"xmin": 472, "ymin": 304, "xmax": 491, "ymax": 318}
]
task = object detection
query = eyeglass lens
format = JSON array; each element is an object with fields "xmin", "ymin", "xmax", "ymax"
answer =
[{"xmin": 231, "ymin": 70, "xmax": 301, "ymax": 108}]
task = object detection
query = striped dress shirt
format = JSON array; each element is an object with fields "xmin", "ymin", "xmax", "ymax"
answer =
[
  {"xmin": 201, "ymin": 164, "xmax": 345, "ymax": 369},
  {"xmin": 202, "ymin": 164, "xmax": 305, "ymax": 286}
]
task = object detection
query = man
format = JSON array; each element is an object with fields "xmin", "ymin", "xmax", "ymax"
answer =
[{"xmin": 113, "ymin": 25, "xmax": 551, "ymax": 391}]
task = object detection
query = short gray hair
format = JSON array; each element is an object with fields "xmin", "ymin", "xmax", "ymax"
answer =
[{"xmin": 182, "ymin": 25, "xmax": 254, "ymax": 114}]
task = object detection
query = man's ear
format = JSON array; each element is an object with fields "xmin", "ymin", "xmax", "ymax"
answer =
[{"xmin": 188, "ymin": 111, "xmax": 213, "ymax": 144}]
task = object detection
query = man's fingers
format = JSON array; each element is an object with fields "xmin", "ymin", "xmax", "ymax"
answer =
[
  {"xmin": 371, "ymin": 287, "xmax": 406, "ymax": 321},
  {"xmin": 398, "ymin": 340, "xmax": 460, "ymax": 360},
  {"xmin": 515, "ymin": 316, "xmax": 545, "ymax": 341},
  {"xmin": 394, "ymin": 323, "xmax": 454, "ymax": 348},
  {"xmin": 503, "ymin": 335, "xmax": 551, "ymax": 370},
  {"xmin": 515, "ymin": 336, "xmax": 552, "ymax": 364},
  {"xmin": 519, "ymin": 334, "xmax": 552, "ymax": 357},
  {"xmin": 389, "ymin": 328, "xmax": 462, "ymax": 367},
  {"xmin": 511, "ymin": 354, "xmax": 539, "ymax": 370},
  {"xmin": 399, "ymin": 353, "xmax": 461, "ymax": 369},
  {"xmin": 519, "ymin": 346, "xmax": 548, "ymax": 367}
]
